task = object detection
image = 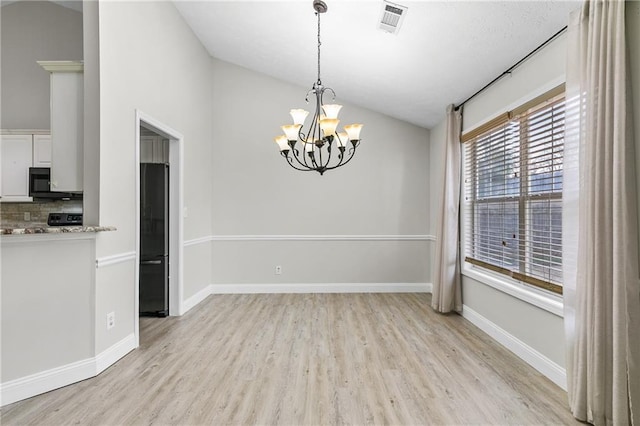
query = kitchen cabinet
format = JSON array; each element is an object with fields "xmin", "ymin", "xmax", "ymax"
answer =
[
  {"xmin": 38, "ymin": 61, "xmax": 84, "ymax": 192},
  {"xmin": 1, "ymin": 134, "xmax": 34, "ymax": 202},
  {"xmin": 33, "ymin": 134, "xmax": 52, "ymax": 167},
  {"xmin": 141, "ymin": 136, "xmax": 169, "ymax": 163}
]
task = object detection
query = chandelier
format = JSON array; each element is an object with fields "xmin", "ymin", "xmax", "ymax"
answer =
[{"xmin": 273, "ymin": 0, "xmax": 363, "ymax": 175}]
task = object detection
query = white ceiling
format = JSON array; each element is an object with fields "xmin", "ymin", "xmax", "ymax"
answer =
[{"xmin": 174, "ymin": 0, "xmax": 580, "ymax": 129}]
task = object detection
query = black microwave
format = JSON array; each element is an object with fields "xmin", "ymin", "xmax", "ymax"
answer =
[{"xmin": 29, "ymin": 168, "xmax": 82, "ymax": 200}]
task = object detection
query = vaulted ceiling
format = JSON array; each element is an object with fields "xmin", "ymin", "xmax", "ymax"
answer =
[
  {"xmin": 174, "ymin": 1, "xmax": 580, "ymax": 129},
  {"xmin": 2, "ymin": 0, "xmax": 581, "ymax": 129}
]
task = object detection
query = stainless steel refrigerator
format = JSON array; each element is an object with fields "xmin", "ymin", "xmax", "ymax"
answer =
[{"xmin": 140, "ymin": 163, "xmax": 169, "ymax": 317}]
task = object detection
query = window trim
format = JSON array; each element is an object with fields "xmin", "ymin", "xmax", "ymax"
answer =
[
  {"xmin": 461, "ymin": 84, "xmax": 565, "ymax": 142},
  {"xmin": 461, "ymin": 259, "xmax": 564, "ymax": 317},
  {"xmin": 465, "ymin": 257, "xmax": 562, "ymax": 294},
  {"xmin": 459, "ymin": 84, "xmax": 566, "ymax": 316}
]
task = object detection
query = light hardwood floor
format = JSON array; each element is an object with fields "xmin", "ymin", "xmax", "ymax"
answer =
[{"xmin": 1, "ymin": 293, "xmax": 577, "ymax": 425}]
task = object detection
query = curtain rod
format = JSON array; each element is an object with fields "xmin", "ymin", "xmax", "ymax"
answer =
[{"xmin": 454, "ymin": 25, "xmax": 568, "ymax": 111}]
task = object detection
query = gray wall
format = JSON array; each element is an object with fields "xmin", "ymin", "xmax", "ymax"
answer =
[
  {"xmin": 82, "ymin": 0, "xmax": 100, "ymax": 226},
  {"xmin": 430, "ymin": 33, "xmax": 568, "ymax": 368},
  {"xmin": 431, "ymin": 117, "xmax": 565, "ymax": 370},
  {"xmin": 95, "ymin": 1, "xmax": 213, "ymax": 351},
  {"xmin": 629, "ymin": 1, "xmax": 640, "ymax": 263},
  {"xmin": 1, "ymin": 1, "xmax": 83, "ymax": 129},
  {"xmin": 429, "ymin": 2, "xmax": 640, "ymax": 372},
  {"xmin": 0, "ymin": 0, "xmax": 92, "ymax": 392},
  {"xmin": 210, "ymin": 59, "xmax": 431, "ymax": 286},
  {"xmin": 1, "ymin": 236, "xmax": 94, "ymax": 382}
]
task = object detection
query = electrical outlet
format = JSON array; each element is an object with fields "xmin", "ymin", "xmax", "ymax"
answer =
[
  {"xmin": 275, "ymin": 265, "xmax": 282, "ymax": 275},
  {"xmin": 23, "ymin": 212, "xmax": 30, "ymax": 221},
  {"xmin": 107, "ymin": 312, "xmax": 115, "ymax": 330}
]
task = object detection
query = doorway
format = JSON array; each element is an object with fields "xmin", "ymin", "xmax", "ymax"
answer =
[
  {"xmin": 135, "ymin": 110, "xmax": 184, "ymax": 347},
  {"xmin": 139, "ymin": 131, "xmax": 169, "ymax": 316}
]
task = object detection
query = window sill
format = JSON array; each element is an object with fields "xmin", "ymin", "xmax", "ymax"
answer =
[{"xmin": 462, "ymin": 262, "xmax": 564, "ymax": 317}]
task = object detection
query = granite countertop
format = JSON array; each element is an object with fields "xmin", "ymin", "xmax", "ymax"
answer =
[{"xmin": 1, "ymin": 223, "xmax": 117, "ymax": 235}]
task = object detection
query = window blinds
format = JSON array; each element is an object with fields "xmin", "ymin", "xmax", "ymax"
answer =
[{"xmin": 463, "ymin": 90, "xmax": 565, "ymax": 294}]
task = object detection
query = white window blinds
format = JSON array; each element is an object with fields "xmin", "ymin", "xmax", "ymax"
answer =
[{"xmin": 463, "ymin": 90, "xmax": 565, "ymax": 294}]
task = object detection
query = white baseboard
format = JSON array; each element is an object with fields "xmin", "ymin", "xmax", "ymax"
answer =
[
  {"xmin": 210, "ymin": 282, "xmax": 432, "ymax": 294},
  {"xmin": 182, "ymin": 284, "xmax": 214, "ymax": 314},
  {"xmin": 0, "ymin": 357, "xmax": 96, "ymax": 407},
  {"xmin": 180, "ymin": 283, "xmax": 432, "ymax": 315},
  {"xmin": 95, "ymin": 333, "xmax": 136, "ymax": 374},
  {"xmin": 1, "ymin": 333, "xmax": 136, "ymax": 407},
  {"xmin": 461, "ymin": 305, "xmax": 567, "ymax": 390}
]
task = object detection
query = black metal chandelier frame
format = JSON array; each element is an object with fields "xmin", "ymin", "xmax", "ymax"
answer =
[{"xmin": 275, "ymin": 0, "xmax": 362, "ymax": 175}]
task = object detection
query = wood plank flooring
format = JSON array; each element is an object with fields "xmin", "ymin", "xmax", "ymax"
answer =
[{"xmin": 1, "ymin": 293, "xmax": 578, "ymax": 425}]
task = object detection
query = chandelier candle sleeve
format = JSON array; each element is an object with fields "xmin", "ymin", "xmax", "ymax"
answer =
[
  {"xmin": 337, "ymin": 132, "xmax": 348, "ymax": 148},
  {"xmin": 282, "ymin": 124, "xmax": 302, "ymax": 141},
  {"xmin": 320, "ymin": 118, "xmax": 339, "ymax": 136},
  {"xmin": 274, "ymin": 135, "xmax": 289, "ymax": 152},
  {"xmin": 344, "ymin": 124, "xmax": 363, "ymax": 141},
  {"xmin": 290, "ymin": 109, "xmax": 309, "ymax": 125},
  {"xmin": 322, "ymin": 104, "xmax": 342, "ymax": 119},
  {"xmin": 272, "ymin": 0, "xmax": 364, "ymax": 175}
]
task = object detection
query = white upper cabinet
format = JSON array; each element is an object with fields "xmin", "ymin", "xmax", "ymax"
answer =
[
  {"xmin": 1, "ymin": 133, "xmax": 53, "ymax": 202},
  {"xmin": 38, "ymin": 61, "xmax": 84, "ymax": 192},
  {"xmin": 1, "ymin": 134, "xmax": 34, "ymax": 202},
  {"xmin": 141, "ymin": 136, "xmax": 169, "ymax": 164},
  {"xmin": 33, "ymin": 134, "xmax": 52, "ymax": 167}
]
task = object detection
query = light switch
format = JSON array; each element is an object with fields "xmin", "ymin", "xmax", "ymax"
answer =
[{"xmin": 183, "ymin": 207, "xmax": 188, "ymax": 218}]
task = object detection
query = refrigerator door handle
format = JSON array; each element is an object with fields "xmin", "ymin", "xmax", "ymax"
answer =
[{"xmin": 141, "ymin": 260, "xmax": 162, "ymax": 265}]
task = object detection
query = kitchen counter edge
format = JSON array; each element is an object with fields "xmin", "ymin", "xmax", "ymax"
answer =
[{"xmin": 1, "ymin": 225, "xmax": 117, "ymax": 235}]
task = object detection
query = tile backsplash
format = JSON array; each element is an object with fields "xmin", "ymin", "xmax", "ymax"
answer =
[{"xmin": 0, "ymin": 200, "xmax": 83, "ymax": 225}]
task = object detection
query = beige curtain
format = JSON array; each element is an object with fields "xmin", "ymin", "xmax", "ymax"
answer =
[
  {"xmin": 563, "ymin": 1, "xmax": 640, "ymax": 425},
  {"xmin": 431, "ymin": 105, "xmax": 462, "ymax": 313}
]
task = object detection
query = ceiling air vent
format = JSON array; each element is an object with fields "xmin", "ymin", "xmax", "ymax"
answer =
[{"xmin": 379, "ymin": 1, "xmax": 408, "ymax": 35}]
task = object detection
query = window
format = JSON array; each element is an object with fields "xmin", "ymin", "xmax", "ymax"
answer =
[{"xmin": 463, "ymin": 87, "xmax": 565, "ymax": 295}]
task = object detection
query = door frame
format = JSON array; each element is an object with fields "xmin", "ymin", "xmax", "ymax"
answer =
[{"xmin": 135, "ymin": 110, "xmax": 184, "ymax": 346}]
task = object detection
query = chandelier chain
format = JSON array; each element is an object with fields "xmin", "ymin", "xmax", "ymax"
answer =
[{"xmin": 317, "ymin": 11, "xmax": 321, "ymax": 85}]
